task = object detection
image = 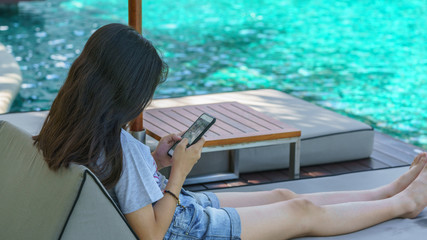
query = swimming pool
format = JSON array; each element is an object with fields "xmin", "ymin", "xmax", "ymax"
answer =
[{"xmin": 1, "ymin": 0, "xmax": 426, "ymax": 149}]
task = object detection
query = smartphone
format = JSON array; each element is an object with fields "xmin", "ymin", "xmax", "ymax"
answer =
[{"xmin": 167, "ymin": 113, "xmax": 216, "ymax": 157}]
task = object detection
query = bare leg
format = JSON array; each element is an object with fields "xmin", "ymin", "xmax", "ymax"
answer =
[
  {"xmin": 218, "ymin": 153, "xmax": 427, "ymax": 208},
  {"xmin": 300, "ymin": 152, "xmax": 427, "ymax": 205},
  {"xmin": 237, "ymin": 163, "xmax": 427, "ymax": 240}
]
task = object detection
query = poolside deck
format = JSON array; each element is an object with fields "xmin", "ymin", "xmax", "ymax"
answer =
[
  {"xmin": 185, "ymin": 131, "xmax": 426, "ymax": 191},
  {"xmin": 0, "ymin": 90, "xmax": 424, "ymax": 194}
]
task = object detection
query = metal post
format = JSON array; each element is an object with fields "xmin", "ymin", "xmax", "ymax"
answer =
[{"xmin": 289, "ymin": 139, "xmax": 301, "ymax": 179}]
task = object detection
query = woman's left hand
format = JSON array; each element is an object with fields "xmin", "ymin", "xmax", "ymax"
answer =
[{"xmin": 152, "ymin": 134, "xmax": 182, "ymax": 170}]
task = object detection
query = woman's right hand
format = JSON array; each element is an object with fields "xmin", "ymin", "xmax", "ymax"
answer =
[{"xmin": 170, "ymin": 137, "xmax": 206, "ymax": 179}]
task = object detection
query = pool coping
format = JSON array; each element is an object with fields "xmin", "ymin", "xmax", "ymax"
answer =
[{"xmin": 0, "ymin": 42, "xmax": 22, "ymax": 113}]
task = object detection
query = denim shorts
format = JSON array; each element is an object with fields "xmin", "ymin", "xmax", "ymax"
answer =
[{"xmin": 164, "ymin": 189, "xmax": 241, "ymax": 239}]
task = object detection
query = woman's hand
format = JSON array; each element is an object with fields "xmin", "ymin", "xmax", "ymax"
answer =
[
  {"xmin": 152, "ymin": 134, "xmax": 181, "ymax": 170},
  {"xmin": 170, "ymin": 137, "xmax": 206, "ymax": 180}
]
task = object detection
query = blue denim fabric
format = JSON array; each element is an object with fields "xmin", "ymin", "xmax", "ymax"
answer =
[{"xmin": 164, "ymin": 189, "xmax": 241, "ymax": 239}]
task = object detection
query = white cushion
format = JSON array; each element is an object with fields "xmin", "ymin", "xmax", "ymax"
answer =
[
  {"xmin": 0, "ymin": 89, "xmax": 374, "ymax": 173},
  {"xmin": 148, "ymin": 89, "xmax": 373, "ymax": 172}
]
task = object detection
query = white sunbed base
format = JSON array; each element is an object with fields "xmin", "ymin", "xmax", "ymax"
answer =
[{"xmin": 212, "ymin": 167, "xmax": 427, "ymax": 239}]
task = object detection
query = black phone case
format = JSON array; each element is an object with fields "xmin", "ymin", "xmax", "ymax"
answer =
[{"xmin": 167, "ymin": 113, "xmax": 216, "ymax": 157}]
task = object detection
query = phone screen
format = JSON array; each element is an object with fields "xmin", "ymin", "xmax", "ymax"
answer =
[
  {"xmin": 182, "ymin": 114, "xmax": 212, "ymax": 145},
  {"xmin": 168, "ymin": 113, "xmax": 215, "ymax": 156}
]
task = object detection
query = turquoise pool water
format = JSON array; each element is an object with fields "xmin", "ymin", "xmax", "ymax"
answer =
[{"xmin": 1, "ymin": 0, "xmax": 426, "ymax": 149}]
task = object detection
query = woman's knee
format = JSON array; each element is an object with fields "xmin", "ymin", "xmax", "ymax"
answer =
[
  {"xmin": 280, "ymin": 198, "xmax": 320, "ymax": 234},
  {"xmin": 271, "ymin": 188, "xmax": 296, "ymax": 200},
  {"xmin": 283, "ymin": 198, "xmax": 319, "ymax": 216}
]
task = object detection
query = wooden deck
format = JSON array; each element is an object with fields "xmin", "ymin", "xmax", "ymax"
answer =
[{"xmin": 184, "ymin": 131, "xmax": 426, "ymax": 191}]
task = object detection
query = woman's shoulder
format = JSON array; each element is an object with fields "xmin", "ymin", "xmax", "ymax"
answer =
[
  {"xmin": 120, "ymin": 129, "xmax": 147, "ymax": 146},
  {"xmin": 120, "ymin": 129, "xmax": 152, "ymax": 157}
]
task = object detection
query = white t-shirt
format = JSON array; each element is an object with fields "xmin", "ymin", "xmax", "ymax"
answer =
[{"xmin": 105, "ymin": 129, "xmax": 167, "ymax": 214}]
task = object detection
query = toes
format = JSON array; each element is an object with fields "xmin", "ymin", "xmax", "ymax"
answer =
[
  {"xmin": 421, "ymin": 153, "xmax": 427, "ymax": 166},
  {"xmin": 410, "ymin": 154, "xmax": 423, "ymax": 169},
  {"xmin": 410, "ymin": 153, "xmax": 427, "ymax": 169}
]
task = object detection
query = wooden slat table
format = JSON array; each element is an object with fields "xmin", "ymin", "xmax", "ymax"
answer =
[{"xmin": 144, "ymin": 102, "xmax": 301, "ymax": 184}]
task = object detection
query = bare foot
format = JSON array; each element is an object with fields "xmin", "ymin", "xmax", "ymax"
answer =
[
  {"xmin": 379, "ymin": 153, "xmax": 427, "ymax": 198},
  {"xmin": 410, "ymin": 152, "xmax": 427, "ymax": 169},
  {"xmin": 400, "ymin": 161, "xmax": 427, "ymax": 218}
]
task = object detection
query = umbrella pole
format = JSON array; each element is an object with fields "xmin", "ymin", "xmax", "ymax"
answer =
[
  {"xmin": 128, "ymin": 0, "xmax": 142, "ymax": 33},
  {"xmin": 128, "ymin": 0, "xmax": 146, "ymax": 143}
]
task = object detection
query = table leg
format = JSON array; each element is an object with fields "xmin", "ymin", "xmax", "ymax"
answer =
[
  {"xmin": 289, "ymin": 138, "xmax": 301, "ymax": 179},
  {"xmin": 230, "ymin": 149, "xmax": 240, "ymax": 177},
  {"xmin": 184, "ymin": 150, "xmax": 240, "ymax": 185}
]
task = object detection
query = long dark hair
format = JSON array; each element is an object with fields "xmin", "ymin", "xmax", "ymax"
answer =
[{"xmin": 34, "ymin": 23, "xmax": 168, "ymax": 189}]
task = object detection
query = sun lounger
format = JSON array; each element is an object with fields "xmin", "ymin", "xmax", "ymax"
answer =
[
  {"xmin": 0, "ymin": 42, "xmax": 22, "ymax": 113},
  {"xmin": 0, "ymin": 120, "xmax": 137, "ymax": 239},
  {"xmin": 0, "ymin": 89, "xmax": 374, "ymax": 179},
  {"xmin": 212, "ymin": 167, "xmax": 427, "ymax": 239},
  {"xmin": 147, "ymin": 89, "xmax": 374, "ymax": 177},
  {"xmin": 1, "ymin": 120, "xmax": 424, "ymax": 239}
]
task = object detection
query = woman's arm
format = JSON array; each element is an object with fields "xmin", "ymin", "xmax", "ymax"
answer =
[
  {"xmin": 126, "ymin": 138, "xmax": 205, "ymax": 239},
  {"xmin": 125, "ymin": 172, "xmax": 185, "ymax": 239}
]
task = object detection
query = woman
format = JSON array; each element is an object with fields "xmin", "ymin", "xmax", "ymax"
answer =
[{"xmin": 34, "ymin": 23, "xmax": 427, "ymax": 240}]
